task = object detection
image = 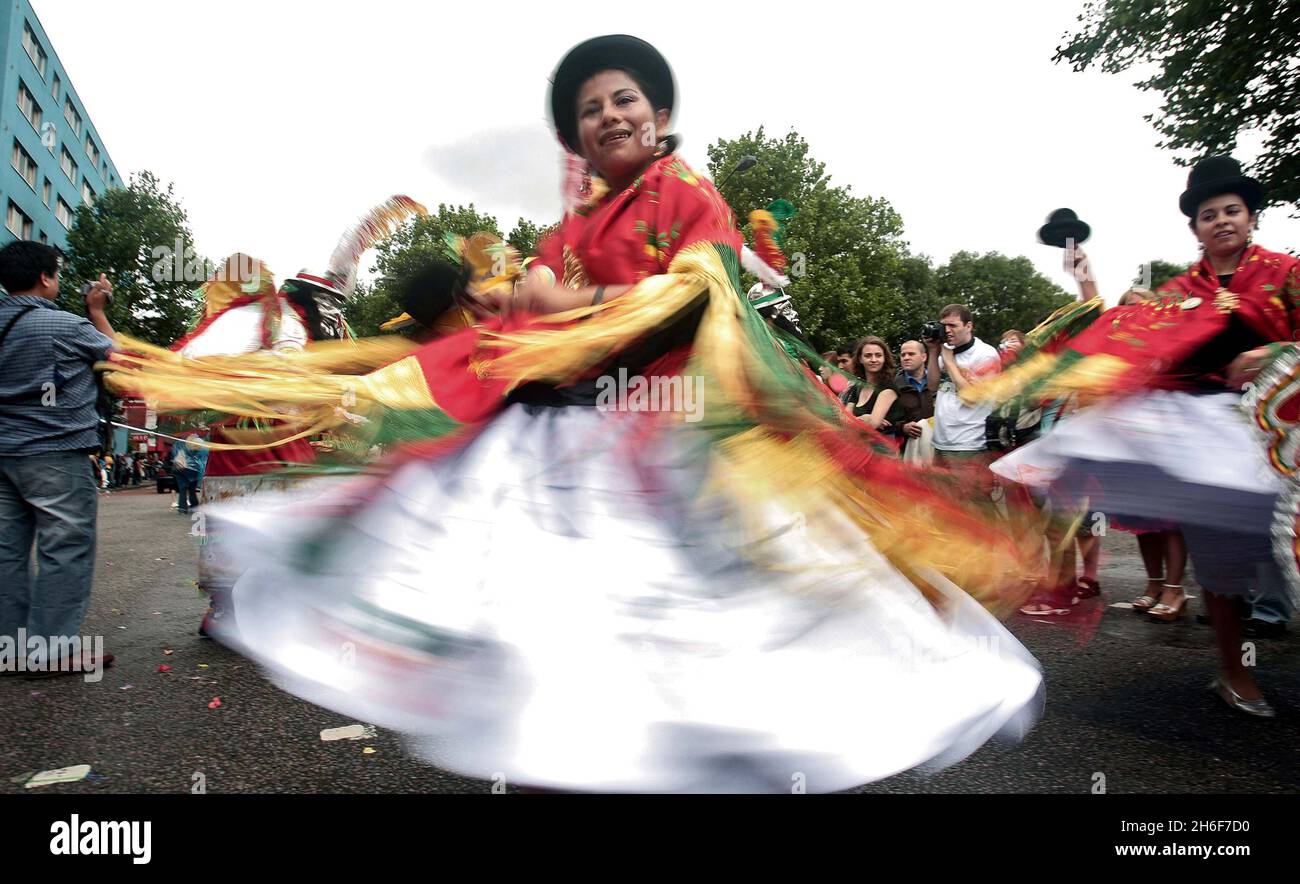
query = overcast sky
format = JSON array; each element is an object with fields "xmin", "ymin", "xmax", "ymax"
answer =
[{"xmin": 34, "ymin": 0, "xmax": 1300, "ymax": 313}]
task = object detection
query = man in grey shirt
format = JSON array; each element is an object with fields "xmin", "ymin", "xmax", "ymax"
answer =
[{"xmin": 0, "ymin": 240, "xmax": 116, "ymax": 675}]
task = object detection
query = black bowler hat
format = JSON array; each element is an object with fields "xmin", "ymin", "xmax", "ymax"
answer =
[
  {"xmin": 549, "ymin": 35, "xmax": 675, "ymax": 154},
  {"xmin": 1178, "ymin": 156, "xmax": 1265, "ymax": 218},
  {"xmin": 1037, "ymin": 208, "xmax": 1091, "ymax": 248}
]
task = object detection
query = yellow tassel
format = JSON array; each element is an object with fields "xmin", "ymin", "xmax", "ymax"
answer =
[
  {"xmin": 1037, "ymin": 353, "xmax": 1131, "ymax": 401},
  {"xmin": 960, "ymin": 351, "xmax": 1060, "ymax": 404}
]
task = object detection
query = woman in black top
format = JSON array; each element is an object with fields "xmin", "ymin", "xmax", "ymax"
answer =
[{"xmin": 841, "ymin": 336, "xmax": 901, "ymax": 432}]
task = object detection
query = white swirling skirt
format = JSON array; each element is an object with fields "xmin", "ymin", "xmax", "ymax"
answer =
[
  {"xmin": 994, "ymin": 390, "xmax": 1295, "ymax": 604},
  {"xmin": 210, "ymin": 403, "xmax": 1042, "ymax": 792}
]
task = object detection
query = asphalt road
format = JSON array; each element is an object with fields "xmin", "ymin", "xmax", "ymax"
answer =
[{"xmin": 3, "ymin": 486, "xmax": 1297, "ymax": 794}]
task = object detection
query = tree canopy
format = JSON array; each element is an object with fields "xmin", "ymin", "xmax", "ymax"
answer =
[
  {"xmin": 344, "ymin": 204, "xmax": 504, "ymax": 337},
  {"xmin": 933, "ymin": 252, "xmax": 1074, "ymax": 340},
  {"xmin": 1136, "ymin": 259, "xmax": 1189, "ymax": 290},
  {"xmin": 707, "ymin": 128, "xmax": 918, "ymax": 350},
  {"xmin": 62, "ymin": 171, "xmax": 203, "ymax": 346},
  {"xmin": 707, "ymin": 128, "xmax": 1069, "ymax": 350},
  {"xmin": 1056, "ymin": 0, "xmax": 1300, "ymax": 214}
]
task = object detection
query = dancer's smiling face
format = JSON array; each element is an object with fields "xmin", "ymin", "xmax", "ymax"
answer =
[
  {"xmin": 1193, "ymin": 193, "xmax": 1255, "ymax": 260},
  {"xmin": 576, "ymin": 69, "xmax": 670, "ymax": 189}
]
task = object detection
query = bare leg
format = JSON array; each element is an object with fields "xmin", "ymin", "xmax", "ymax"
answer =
[
  {"xmin": 1165, "ymin": 530, "xmax": 1187, "ymax": 587},
  {"xmin": 1205, "ymin": 590, "xmax": 1263, "ymax": 701},
  {"xmin": 1134, "ymin": 532, "xmax": 1164, "ymax": 605},
  {"xmin": 1077, "ymin": 533, "xmax": 1100, "ymax": 581},
  {"xmin": 1136, "ymin": 532, "xmax": 1163, "ymax": 579},
  {"xmin": 1154, "ymin": 530, "xmax": 1189, "ymax": 609}
]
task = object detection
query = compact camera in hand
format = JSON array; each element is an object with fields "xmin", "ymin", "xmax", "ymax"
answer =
[
  {"xmin": 80, "ymin": 281, "xmax": 112, "ymax": 306},
  {"xmin": 920, "ymin": 320, "xmax": 944, "ymax": 343}
]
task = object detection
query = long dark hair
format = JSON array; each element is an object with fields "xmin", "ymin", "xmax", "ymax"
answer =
[{"xmin": 851, "ymin": 336, "xmax": 896, "ymax": 388}]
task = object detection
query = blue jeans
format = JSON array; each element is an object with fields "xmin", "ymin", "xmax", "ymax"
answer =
[
  {"xmin": 175, "ymin": 469, "xmax": 200, "ymax": 512},
  {"xmin": 0, "ymin": 450, "xmax": 99, "ymax": 655},
  {"xmin": 1247, "ymin": 591, "xmax": 1291, "ymax": 624}
]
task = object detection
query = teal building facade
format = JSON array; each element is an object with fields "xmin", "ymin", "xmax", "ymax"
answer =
[{"xmin": 0, "ymin": 0, "xmax": 121, "ymax": 250}]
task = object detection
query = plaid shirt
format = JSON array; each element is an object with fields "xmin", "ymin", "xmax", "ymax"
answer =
[{"xmin": 0, "ymin": 294, "xmax": 113, "ymax": 455}]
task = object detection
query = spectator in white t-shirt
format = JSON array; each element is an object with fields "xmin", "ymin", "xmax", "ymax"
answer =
[{"xmin": 925, "ymin": 304, "xmax": 1002, "ymax": 494}]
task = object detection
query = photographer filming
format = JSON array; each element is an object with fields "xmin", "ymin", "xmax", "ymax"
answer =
[
  {"xmin": 925, "ymin": 304, "xmax": 1002, "ymax": 494},
  {"xmin": 0, "ymin": 241, "xmax": 117, "ymax": 675}
]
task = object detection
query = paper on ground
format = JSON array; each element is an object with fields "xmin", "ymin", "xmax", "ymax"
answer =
[
  {"xmin": 320, "ymin": 724, "xmax": 377, "ymax": 742},
  {"xmin": 25, "ymin": 764, "xmax": 92, "ymax": 788}
]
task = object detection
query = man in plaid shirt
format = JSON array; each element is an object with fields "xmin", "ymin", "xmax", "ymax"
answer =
[{"xmin": 0, "ymin": 241, "xmax": 116, "ymax": 675}]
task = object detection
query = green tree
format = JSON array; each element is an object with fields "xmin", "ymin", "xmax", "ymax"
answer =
[
  {"xmin": 707, "ymin": 128, "xmax": 920, "ymax": 350},
  {"xmin": 933, "ymin": 252, "xmax": 1073, "ymax": 342},
  {"xmin": 1136, "ymin": 259, "xmax": 1188, "ymax": 290},
  {"xmin": 1055, "ymin": 0, "xmax": 1300, "ymax": 214},
  {"xmin": 345, "ymin": 203, "xmax": 502, "ymax": 336},
  {"xmin": 62, "ymin": 171, "xmax": 204, "ymax": 346},
  {"xmin": 506, "ymin": 218, "xmax": 554, "ymax": 259},
  {"xmin": 338, "ymin": 280, "xmax": 392, "ymax": 338}
]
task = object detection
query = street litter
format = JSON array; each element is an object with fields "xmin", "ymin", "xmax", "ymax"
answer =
[
  {"xmin": 208, "ymin": 697, "xmax": 221, "ymax": 709},
  {"xmin": 119, "ymin": 685, "xmax": 132, "ymax": 691},
  {"xmin": 157, "ymin": 665, "xmax": 171, "ymax": 673},
  {"xmin": 362, "ymin": 748, "xmax": 377, "ymax": 755},
  {"xmin": 25, "ymin": 765, "xmax": 92, "ymax": 789},
  {"xmin": 320, "ymin": 724, "xmax": 377, "ymax": 742},
  {"xmin": 163, "ymin": 649, "xmax": 173, "ymax": 656}
]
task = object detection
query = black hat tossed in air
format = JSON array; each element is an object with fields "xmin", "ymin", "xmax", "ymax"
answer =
[
  {"xmin": 1178, "ymin": 156, "xmax": 1265, "ymax": 218},
  {"xmin": 1037, "ymin": 208, "xmax": 1091, "ymax": 249},
  {"xmin": 549, "ymin": 35, "xmax": 675, "ymax": 154}
]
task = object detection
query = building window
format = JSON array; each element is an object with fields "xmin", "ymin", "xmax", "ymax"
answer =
[
  {"xmin": 22, "ymin": 23, "xmax": 48, "ymax": 78},
  {"xmin": 52, "ymin": 74, "xmax": 61, "ymax": 100},
  {"xmin": 39, "ymin": 231, "xmax": 48, "ymax": 244},
  {"xmin": 86, "ymin": 137, "xmax": 100, "ymax": 167},
  {"xmin": 60, "ymin": 147, "xmax": 78, "ymax": 183},
  {"xmin": 17, "ymin": 82, "xmax": 42, "ymax": 131},
  {"xmin": 7, "ymin": 201, "xmax": 33, "ymax": 239},
  {"xmin": 42, "ymin": 178, "xmax": 51, "ymax": 206},
  {"xmin": 11, "ymin": 140, "xmax": 38, "ymax": 190},
  {"xmin": 82, "ymin": 181, "xmax": 96, "ymax": 206},
  {"xmin": 64, "ymin": 99, "xmax": 82, "ymax": 136},
  {"xmin": 55, "ymin": 197, "xmax": 73, "ymax": 229}
]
